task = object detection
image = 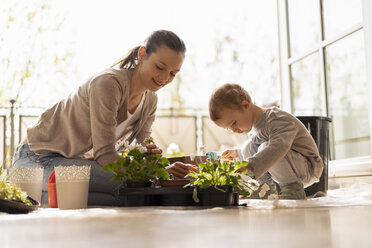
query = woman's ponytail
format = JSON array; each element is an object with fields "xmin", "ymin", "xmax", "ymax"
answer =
[{"xmin": 111, "ymin": 46, "xmax": 140, "ymax": 69}]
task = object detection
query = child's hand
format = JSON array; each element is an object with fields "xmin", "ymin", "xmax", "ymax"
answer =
[{"xmin": 220, "ymin": 149, "xmax": 238, "ymax": 161}]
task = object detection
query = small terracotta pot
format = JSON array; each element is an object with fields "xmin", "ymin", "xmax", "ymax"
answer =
[
  {"xmin": 160, "ymin": 179, "xmax": 190, "ymax": 187},
  {"xmin": 47, "ymin": 182, "xmax": 58, "ymax": 208},
  {"xmin": 167, "ymin": 156, "xmax": 207, "ymax": 164},
  {"xmin": 47, "ymin": 171, "xmax": 58, "ymax": 208}
]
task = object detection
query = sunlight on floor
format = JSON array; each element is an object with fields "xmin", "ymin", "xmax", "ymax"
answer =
[
  {"xmin": 241, "ymin": 180, "xmax": 372, "ymax": 209},
  {"xmin": 1, "ymin": 178, "xmax": 372, "ymax": 248}
]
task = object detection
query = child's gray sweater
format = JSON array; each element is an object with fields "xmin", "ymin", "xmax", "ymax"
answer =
[{"xmin": 237, "ymin": 107, "xmax": 324, "ymax": 180}]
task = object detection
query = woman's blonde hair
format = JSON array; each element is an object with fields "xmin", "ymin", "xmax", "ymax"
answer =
[
  {"xmin": 209, "ymin": 83, "xmax": 252, "ymax": 121},
  {"xmin": 112, "ymin": 30, "xmax": 186, "ymax": 69}
]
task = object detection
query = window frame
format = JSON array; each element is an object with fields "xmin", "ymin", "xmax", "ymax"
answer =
[{"xmin": 277, "ymin": 0, "xmax": 372, "ymax": 175}]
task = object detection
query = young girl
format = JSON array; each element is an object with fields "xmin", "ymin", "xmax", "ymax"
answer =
[
  {"xmin": 208, "ymin": 83, "xmax": 324, "ymax": 199},
  {"xmin": 12, "ymin": 30, "xmax": 196, "ymax": 205}
]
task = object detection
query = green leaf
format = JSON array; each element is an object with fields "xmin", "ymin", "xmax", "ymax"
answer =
[
  {"xmin": 110, "ymin": 174, "xmax": 123, "ymax": 182},
  {"xmin": 160, "ymin": 157, "xmax": 170, "ymax": 165},
  {"xmin": 0, "ymin": 181, "xmax": 32, "ymax": 205},
  {"xmin": 128, "ymin": 149, "xmax": 143, "ymax": 157},
  {"xmin": 192, "ymin": 187, "xmax": 200, "ymax": 203},
  {"xmin": 234, "ymin": 161, "xmax": 249, "ymax": 171},
  {"xmin": 144, "ymin": 137, "xmax": 154, "ymax": 144},
  {"xmin": 103, "ymin": 138, "xmax": 170, "ymax": 183},
  {"xmin": 102, "ymin": 163, "xmax": 114, "ymax": 171}
]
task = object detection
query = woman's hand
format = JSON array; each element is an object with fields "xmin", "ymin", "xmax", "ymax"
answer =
[
  {"xmin": 166, "ymin": 162, "xmax": 199, "ymax": 179},
  {"xmin": 220, "ymin": 149, "xmax": 238, "ymax": 161},
  {"xmin": 146, "ymin": 143, "xmax": 162, "ymax": 154}
]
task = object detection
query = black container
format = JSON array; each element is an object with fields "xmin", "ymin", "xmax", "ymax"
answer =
[
  {"xmin": 118, "ymin": 185, "xmax": 237, "ymax": 207},
  {"xmin": 119, "ymin": 187, "xmax": 149, "ymax": 206},
  {"xmin": 161, "ymin": 191, "xmax": 196, "ymax": 206},
  {"xmin": 0, "ymin": 196, "xmax": 39, "ymax": 214},
  {"xmin": 198, "ymin": 186, "xmax": 234, "ymax": 206},
  {"xmin": 233, "ymin": 192, "xmax": 239, "ymax": 206},
  {"xmin": 121, "ymin": 194, "xmax": 146, "ymax": 207},
  {"xmin": 297, "ymin": 116, "xmax": 332, "ymax": 196}
]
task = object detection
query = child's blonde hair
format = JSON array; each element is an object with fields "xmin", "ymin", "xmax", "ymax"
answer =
[{"xmin": 209, "ymin": 83, "xmax": 252, "ymax": 121}]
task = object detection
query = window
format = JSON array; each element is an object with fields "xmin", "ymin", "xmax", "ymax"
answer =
[
  {"xmin": 291, "ymin": 52, "xmax": 323, "ymax": 116},
  {"xmin": 278, "ymin": 0, "xmax": 371, "ymax": 161},
  {"xmin": 326, "ymin": 31, "xmax": 369, "ymax": 159}
]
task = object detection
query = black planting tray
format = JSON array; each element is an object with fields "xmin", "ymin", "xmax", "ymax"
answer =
[
  {"xmin": 0, "ymin": 196, "xmax": 40, "ymax": 214},
  {"xmin": 118, "ymin": 186, "xmax": 239, "ymax": 207}
]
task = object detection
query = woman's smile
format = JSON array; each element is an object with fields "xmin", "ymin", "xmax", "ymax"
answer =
[{"xmin": 152, "ymin": 78, "xmax": 165, "ymax": 87}]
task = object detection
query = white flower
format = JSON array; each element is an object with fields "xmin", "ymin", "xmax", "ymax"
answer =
[
  {"xmin": 268, "ymin": 193, "xmax": 279, "ymax": 200},
  {"xmin": 133, "ymin": 143, "xmax": 147, "ymax": 153},
  {"xmin": 248, "ymin": 179, "xmax": 260, "ymax": 191},
  {"xmin": 259, "ymin": 183, "xmax": 270, "ymax": 198},
  {"xmin": 166, "ymin": 143, "xmax": 180, "ymax": 155},
  {"xmin": 199, "ymin": 145, "xmax": 206, "ymax": 155},
  {"xmin": 21, "ymin": 191, "xmax": 28, "ymax": 199},
  {"xmin": 189, "ymin": 153, "xmax": 195, "ymax": 161},
  {"xmin": 121, "ymin": 141, "xmax": 148, "ymax": 153}
]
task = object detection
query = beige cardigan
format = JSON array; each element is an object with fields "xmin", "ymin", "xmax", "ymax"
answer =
[{"xmin": 27, "ymin": 68, "xmax": 158, "ymax": 166}]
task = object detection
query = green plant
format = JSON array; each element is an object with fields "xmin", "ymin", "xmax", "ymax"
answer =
[
  {"xmin": 103, "ymin": 138, "xmax": 170, "ymax": 183},
  {"xmin": 185, "ymin": 158, "xmax": 258, "ymax": 203},
  {"xmin": 0, "ymin": 180, "xmax": 32, "ymax": 206}
]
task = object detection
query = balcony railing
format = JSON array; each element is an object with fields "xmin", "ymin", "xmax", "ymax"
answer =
[{"xmin": 0, "ymin": 106, "xmax": 248, "ymax": 168}]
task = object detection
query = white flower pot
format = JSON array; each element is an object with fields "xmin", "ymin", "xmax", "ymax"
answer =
[
  {"xmin": 55, "ymin": 165, "xmax": 90, "ymax": 209},
  {"xmin": 9, "ymin": 167, "xmax": 44, "ymax": 204}
]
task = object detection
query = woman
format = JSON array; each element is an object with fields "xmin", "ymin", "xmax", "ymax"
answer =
[{"xmin": 12, "ymin": 30, "xmax": 197, "ymax": 206}]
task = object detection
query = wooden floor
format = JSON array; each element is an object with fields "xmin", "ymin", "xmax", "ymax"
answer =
[{"xmin": 1, "ymin": 176, "xmax": 372, "ymax": 248}]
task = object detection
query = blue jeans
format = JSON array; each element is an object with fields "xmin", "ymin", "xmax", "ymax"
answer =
[{"xmin": 12, "ymin": 144, "xmax": 124, "ymax": 206}]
